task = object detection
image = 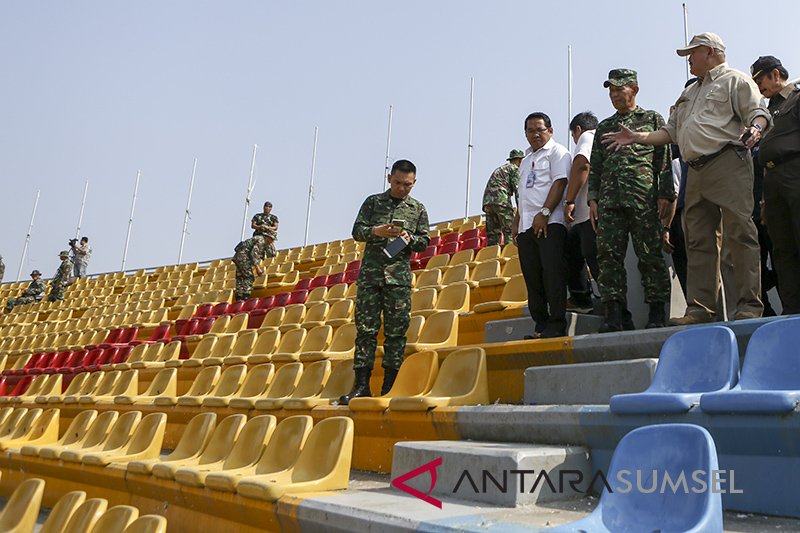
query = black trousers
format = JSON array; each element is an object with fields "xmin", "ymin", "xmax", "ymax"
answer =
[
  {"xmin": 565, "ymin": 220, "xmax": 599, "ymax": 304},
  {"xmin": 764, "ymin": 169, "xmax": 800, "ymax": 314},
  {"xmin": 517, "ymin": 224, "xmax": 567, "ymax": 336},
  {"xmin": 670, "ymin": 208, "xmax": 688, "ymax": 298}
]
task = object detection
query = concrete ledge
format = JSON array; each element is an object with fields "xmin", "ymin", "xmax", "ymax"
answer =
[
  {"xmin": 524, "ymin": 358, "xmax": 657, "ymax": 405},
  {"xmin": 391, "ymin": 440, "xmax": 589, "ymax": 506},
  {"xmin": 483, "ymin": 312, "xmax": 603, "ymax": 343}
]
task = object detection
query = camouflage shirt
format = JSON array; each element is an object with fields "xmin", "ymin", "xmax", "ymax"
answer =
[
  {"xmin": 352, "ymin": 190, "xmax": 430, "ymax": 287},
  {"xmin": 233, "ymin": 235, "xmax": 267, "ymax": 268},
  {"xmin": 482, "ymin": 162, "xmax": 520, "ymax": 208},
  {"xmin": 588, "ymin": 106, "xmax": 674, "ymax": 209},
  {"xmin": 52, "ymin": 258, "xmax": 72, "ymax": 287},
  {"xmin": 22, "ymin": 279, "xmax": 47, "ymax": 300},
  {"xmin": 251, "ymin": 213, "xmax": 279, "ymax": 241}
]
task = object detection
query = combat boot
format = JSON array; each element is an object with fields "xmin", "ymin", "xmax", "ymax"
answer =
[
  {"xmin": 381, "ymin": 367, "xmax": 399, "ymax": 395},
  {"xmin": 599, "ymin": 301, "xmax": 623, "ymax": 333},
  {"xmin": 645, "ymin": 302, "xmax": 667, "ymax": 329},
  {"xmin": 621, "ymin": 307, "xmax": 636, "ymax": 331},
  {"xmin": 339, "ymin": 367, "xmax": 372, "ymax": 405}
]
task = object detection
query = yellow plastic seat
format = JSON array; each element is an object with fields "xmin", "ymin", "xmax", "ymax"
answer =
[
  {"xmin": 38, "ymin": 372, "xmax": 83, "ymax": 404},
  {"xmin": 184, "ymin": 315, "xmax": 231, "ymax": 345},
  {"xmin": 229, "ymin": 363, "xmax": 303, "ymax": 410},
  {"xmin": 0, "ymin": 408, "xmax": 40, "ymax": 441},
  {"xmin": 205, "ymin": 415, "xmax": 313, "ymax": 492},
  {"xmin": 404, "ymin": 310, "xmax": 459, "ymax": 354},
  {"xmin": 349, "ymin": 351, "xmax": 439, "ymax": 411},
  {"xmin": 479, "ymin": 256, "xmax": 520, "ymax": 287},
  {"xmin": 300, "ymin": 302, "xmax": 329, "ymax": 329},
  {"xmin": 236, "ymin": 416, "xmax": 354, "ymax": 501},
  {"xmin": 466, "ymin": 259, "xmax": 501, "ymax": 288},
  {"xmin": 203, "ymin": 329, "xmax": 257, "ymax": 366},
  {"xmin": 467, "ymin": 244, "xmax": 501, "ymax": 267},
  {"xmin": 272, "ymin": 325, "xmax": 331, "ymax": 362},
  {"xmin": 154, "ymin": 366, "xmax": 220, "ymax": 406},
  {"xmin": 39, "ymin": 491, "xmax": 87, "ymax": 533},
  {"xmin": 0, "ymin": 478, "xmax": 45, "ymax": 533},
  {"xmin": 284, "ymin": 360, "xmax": 355, "ymax": 409},
  {"xmin": 432, "ymin": 263, "xmax": 470, "ymax": 291},
  {"xmin": 419, "ymin": 282, "xmax": 470, "ymax": 318},
  {"xmin": 410, "ymin": 288, "xmax": 437, "ymax": 318},
  {"xmin": 177, "ymin": 365, "xmax": 247, "ymax": 406},
  {"xmin": 303, "ymin": 286, "xmax": 328, "ymax": 308},
  {"xmin": 122, "ymin": 515, "xmax": 168, "ymax": 533},
  {"xmin": 389, "ymin": 347, "xmax": 489, "ymax": 411},
  {"xmin": 276, "ymin": 304, "xmax": 307, "ymax": 333},
  {"xmin": 0, "ymin": 407, "xmax": 59, "ymax": 450},
  {"xmin": 174, "ymin": 415, "xmax": 277, "ymax": 488},
  {"xmin": 109, "ymin": 343, "xmax": 148, "ymax": 370},
  {"xmin": 414, "ymin": 269, "xmax": 442, "ymax": 290},
  {"xmin": 300, "ymin": 323, "xmax": 356, "ymax": 362},
  {"xmin": 498, "ymin": 241, "xmax": 519, "ymax": 264},
  {"xmin": 114, "ymin": 368, "xmax": 177, "ymax": 405},
  {"xmin": 0, "ymin": 407, "xmax": 12, "ymax": 426},
  {"xmin": 60, "ymin": 411, "xmax": 142, "ymax": 463},
  {"xmin": 10, "ymin": 374, "xmax": 50, "ymax": 403},
  {"xmin": 267, "ymin": 269, "xmax": 300, "ymax": 290},
  {"xmin": 446, "ymin": 249, "xmax": 475, "ymax": 271},
  {"xmin": 423, "ymin": 254, "xmax": 451, "ymax": 272},
  {"xmin": 75, "ymin": 371, "xmax": 121, "ymax": 404},
  {"xmin": 131, "ymin": 341, "xmax": 180, "ymax": 369},
  {"xmin": 324, "ymin": 299, "xmax": 354, "ymax": 328},
  {"xmin": 151, "ymin": 414, "xmax": 246, "ymax": 480},
  {"xmin": 37, "ymin": 411, "xmax": 118, "ymax": 460},
  {"xmin": 472, "ymin": 273, "xmax": 527, "ymax": 313},
  {"xmin": 127, "ymin": 413, "xmax": 216, "ymax": 475},
  {"xmin": 62, "ymin": 498, "xmax": 108, "ymax": 533},
  {"xmin": 256, "ymin": 307, "xmax": 285, "ymax": 332},
  {"xmin": 60, "ymin": 372, "xmax": 103, "ymax": 404},
  {"xmin": 258, "ymin": 328, "xmax": 305, "ymax": 364},
  {"xmin": 87, "ymin": 505, "xmax": 139, "ymax": 533},
  {"xmin": 255, "ymin": 360, "xmax": 330, "ymax": 410},
  {"xmin": 225, "ymin": 328, "xmax": 279, "ymax": 365},
  {"xmin": 82, "ymin": 412, "xmax": 167, "ymax": 466},
  {"xmin": 20, "ymin": 410, "xmax": 97, "ymax": 457},
  {"xmin": 210, "ymin": 313, "xmax": 248, "ymax": 339},
  {"xmin": 170, "ymin": 335, "xmax": 217, "ymax": 368},
  {"xmin": 203, "ymin": 364, "xmax": 274, "ymax": 407},
  {"xmin": 82, "ymin": 370, "xmax": 138, "ymax": 404},
  {"xmin": 457, "ymin": 220, "xmax": 477, "ymax": 233},
  {"xmin": 323, "ymin": 283, "xmax": 349, "ymax": 303}
]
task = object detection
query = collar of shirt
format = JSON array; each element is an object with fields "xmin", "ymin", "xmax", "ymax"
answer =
[
  {"xmin": 382, "ymin": 189, "xmax": 409, "ymax": 206},
  {"xmin": 524, "ymin": 137, "xmax": 556, "ymax": 156},
  {"xmin": 702, "ymin": 62, "xmax": 729, "ymax": 83},
  {"xmin": 779, "ymin": 78, "xmax": 800, "ymax": 99}
]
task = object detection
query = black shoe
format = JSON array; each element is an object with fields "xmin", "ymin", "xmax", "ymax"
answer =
[
  {"xmin": 339, "ymin": 367, "xmax": 372, "ymax": 405},
  {"xmin": 621, "ymin": 308, "xmax": 636, "ymax": 331},
  {"xmin": 381, "ymin": 367, "xmax": 399, "ymax": 395},
  {"xmin": 566, "ymin": 297, "xmax": 594, "ymax": 314},
  {"xmin": 599, "ymin": 301, "xmax": 623, "ymax": 333},
  {"xmin": 645, "ymin": 302, "xmax": 667, "ymax": 329}
]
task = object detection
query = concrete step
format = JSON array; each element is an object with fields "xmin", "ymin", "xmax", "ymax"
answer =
[
  {"xmin": 524, "ymin": 358, "xmax": 658, "ymax": 405},
  {"xmin": 484, "ymin": 311, "xmax": 604, "ymax": 343},
  {"xmin": 391, "ymin": 440, "xmax": 590, "ymax": 507}
]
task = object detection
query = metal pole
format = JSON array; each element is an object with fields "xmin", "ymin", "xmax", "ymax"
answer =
[
  {"xmin": 383, "ymin": 105, "xmax": 393, "ymax": 191},
  {"xmin": 465, "ymin": 77, "xmax": 475, "ymax": 217},
  {"xmin": 74, "ymin": 180, "xmax": 89, "ymax": 239},
  {"xmin": 683, "ymin": 3, "xmax": 690, "ymax": 80},
  {"xmin": 567, "ymin": 46, "xmax": 573, "ymax": 149},
  {"xmin": 240, "ymin": 144, "xmax": 258, "ymax": 241},
  {"xmin": 16, "ymin": 189, "xmax": 40, "ymax": 281},
  {"xmin": 121, "ymin": 170, "xmax": 140, "ymax": 271},
  {"xmin": 178, "ymin": 158, "xmax": 197, "ymax": 263},
  {"xmin": 303, "ymin": 127, "xmax": 319, "ymax": 246}
]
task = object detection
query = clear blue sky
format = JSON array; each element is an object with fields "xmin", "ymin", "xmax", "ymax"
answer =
[{"xmin": 0, "ymin": 0, "xmax": 796, "ymax": 280}]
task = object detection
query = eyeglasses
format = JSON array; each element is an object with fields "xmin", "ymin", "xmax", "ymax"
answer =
[{"xmin": 525, "ymin": 127, "xmax": 549, "ymax": 134}]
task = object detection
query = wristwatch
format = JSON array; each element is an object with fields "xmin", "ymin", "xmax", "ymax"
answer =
[{"xmin": 540, "ymin": 207, "xmax": 551, "ymax": 217}]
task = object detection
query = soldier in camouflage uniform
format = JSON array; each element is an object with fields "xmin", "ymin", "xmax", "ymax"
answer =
[
  {"xmin": 6, "ymin": 270, "xmax": 46, "ymax": 312},
  {"xmin": 482, "ymin": 149, "xmax": 523, "ymax": 245},
  {"xmin": 0, "ymin": 255, "xmax": 5, "ymax": 283},
  {"xmin": 588, "ymin": 69, "xmax": 674, "ymax": 331},
  {"xmin": 251, "ymin": 201, "xmax": 279, "ymax": 258},
  {"xmin": 339, "ymin": 159, "xmax": 430, "ymax": 405},
  {"xmin": 48, "ymin": 250, "xmax": 73, "ymax": 302},
  {"xmin": 232, "ymin": 234, "xmax": 268, "ymax": 301}
]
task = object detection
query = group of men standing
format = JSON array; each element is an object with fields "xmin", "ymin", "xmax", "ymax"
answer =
[{"xmin": 5, "ymin": 250, "xmax": 74, "ymax": 312}]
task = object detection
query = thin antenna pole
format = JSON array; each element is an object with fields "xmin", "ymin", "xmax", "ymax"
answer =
[
  {"xmin": 567, "ymin": 46, "xmax": 574, "ymax": 149},
  {"xmin": 17, "ymin": 189, "xmax": 40, "ymax": 281},
  {"xmin": 465, "ymin": 77, "xmax": 475, "ymax": 217},
  {"xmin": 304, "ymin": 127, "xmax": 319, "ymax": 246},
  {"xmin": 121, "ymin": 170, "xmax": 140, "ymax": 271},
  {"xmin": 383, "ymin": 105, "xmax": 393, "ymax": 190},
  {"xmin": 683, "ymin": 3, "xmax": 690, "ymax": 80},
  {"xmin": 178, "ymin": 158, "xmax": 197, "ymax": 263},
  {"xmin": 74, "ymin": 180, "xmax": 89, "ymax": 240},
  {"xmin": 240, "ymin": 144, "xmax": 258, "ymax": 241}
]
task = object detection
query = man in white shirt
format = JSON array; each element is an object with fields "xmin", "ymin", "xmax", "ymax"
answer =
[
  {"xmin": 564, "ymin": 111, "xmax": 600, "ymax": 314},
  {"xmin": 512, "ymin": 112, "xmax": 572, "ymax": 338}
]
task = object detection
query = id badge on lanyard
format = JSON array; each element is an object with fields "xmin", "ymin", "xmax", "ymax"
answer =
[{"xmin": 525, "ymin": 161, "xmax": 536, "ymax": 188}]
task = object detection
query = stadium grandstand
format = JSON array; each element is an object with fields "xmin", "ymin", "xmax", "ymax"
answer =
[{"xmin": 0, "ymin": 214, "xmax": 799, "ymax": 533}]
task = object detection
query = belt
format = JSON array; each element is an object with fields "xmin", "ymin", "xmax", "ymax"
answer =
[
  {"xmin": 687, "ymin": 146, "xmax": 733, "ymax": 170},
  {"xmin": 764, "ymin": 152, "xmax": 800, "ymax": 169}
]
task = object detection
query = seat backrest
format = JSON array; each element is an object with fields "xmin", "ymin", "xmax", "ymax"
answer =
[
  {"xmin": 388, "ymin": 351, "xmax": 439, "ymax": 396},
  {"xmin": 473, "ymin": 244, "xmax": 500, "ymax": 263},
  {"xmin": 427, "ymin": 347, "xmax": 485, "ymax": 397},
  {"xmin": 78, "ymin": 372, "xmax": 105, "ymax": 395},
  {"xmin": 62, "ymin": 498, "xmax": 109, "ymax": 533},
  {"xmin": 253, "ymin": 329, "xmax": 281, "ymax": 355},
  {"xmin": 304, "ymin": 302, "xmax": 329, "ymax": 323},
  {"xmin": 167, "ymin": 412, "xmax": 216, "ymax": 461},
  {"xmin": 207, "ymin": 315, "xmax": 231, "ymax": 335},
  {"xmin": 281, "ymin": 304, "xmax": 307, "ymax": 326},
  {"xmin": 100, "ymin": 411, "xmax": 142, "ymax": 451},
  {"xmin": 122, "ymin": 515, "xmax": 167, "ymax": 533},
  {"xmin": 499, "ymin": 274, "xmax": 527, "ymax": 302},
  {"xmin": 291, "ymin": 360, "xmax": 331, "ymax": 398},
  {"xmin": 300, "ymin": 326, "xmax": 333, "ymax": 353},
  {"xmin": 224, "ymin": 313, "xmax": 248, "ymax": 335},
  {"xmin": 436, "ymin": 282, "xmax": 469, "ymax": 312},
  {"xmin": 230, "ymin": 330, "xmax": 257, "ymax": 356},
  {"xmin": 194, "ymin": 316, "xmax": 217, "ymax": 336},
  {"xmin": 191, "ymin": 336, "xmax": 218, "ymax": 360},
  {"xmin": 329, "ymin": 323, "xmax": 356, "ymax": 353},
  {"xmin": 144, "ymin": 368, "xmax": 177, "ymax": 397},
  {"xmin": 59, "ymin": 410, "xmax": 99, "ymax": 447},
  {"xmin": 156, "ymin": 341, "xmax": 181, "ymax": 363},
  {"xmin": 255, "ymin": 415, "xmax": 313, "ymax": 474},
  {"xmin": 411, "ymin": 288, "xmax": 437, "ymax": 314},
  {"xmin": 261, "ymin": 307, "xmax": 286, "ymax": 329},
  {"xmin": 197, "ymin": 414, "xmax": 247, "ymax": 464},
  {"xmin": 417, "ymin": 311, "xmax": 458, "ymax": 344},
  {"xmin": 291, "ymin": 417, "xmax": 354, "ymax": 483},
  {"xmin": 320, "ymin": 360, "xmax": 355, "ymax": 399},
  {"xmin": 327, "ymin": 299, "xmax": 354, "ymax": 320},
  {"xmin": 265, "ymin": 363, "xmax": 304, "ymax": 397},
  {"xmin": 91, "ymin": 371, "xmax": 122, "ymax": 396},
  {"xmin": 442, "ymin": 264, "xmax": 469, "ymax": 285},
  {"xmin": 597, "ymin": 424, "xmax": 721, "ymax": 531},
  {"xmin": 40, "ymin": 491, "xmax": 87, "ymax": 533},
  {"xmin": 471, "ymin": 259, "xmax": 501, "ymax": 282},
  {"xmin": 123, "ymin": 412, "xmax": 167, "ymax": 455},
  {"xmin": 186, "ymin": 366, "xmax": 221, "ymax": 396},
  {"xmin": 237, "ymin": 364, "xmax": 275, "ymax": 397},
  {"xmin": 276, "ymin": 328, "xmax": 307, "ymax": 353},
  {"xmin": 0, "ymin": 478, "xmax": 45, "ymax": 532},
  {"xmin": 62, "ymin": 373, "xmax": 90, "ymax": 396},
  {"xmin": 210, "ymin": 365, "xmax": 248, "ymax": 396},
  {"xmin": 406, "ymin": 315, "xmax": 425, "ymax": 343},
  {"xmin": 210, "ymin": 335, "xmax": 238, "ymax": 358},
  {"xmin": 415, "ymin": 269, "xmax": 442, "ymax": 289},
  {"xmin": 222, "ymin": 414, "xmax": 277, "ymax": 469},
  {"xmin": 648, "ymin": 326, "xmax": 739, "ymax": 394},
  {"xmin": 272, "ymin": 292, "xmax": 291, "ymax": 307},
  {"xmin": 87, "ymin": 505, "xmax": 139, "ymax": 533},
  {"xmin": 6, "ymin": 408, "xmax": 43, "ymax": 439},
  {"xmin": 739, "ymin": 316, "xmax": 800, "ymax": 390},
  {"xmin": 79, "ymin": 411, "xmax": 120, "ymax": 449},
  {"xmin": 448, "ymin": 249, "xmax": 474, "ymax": 267}
]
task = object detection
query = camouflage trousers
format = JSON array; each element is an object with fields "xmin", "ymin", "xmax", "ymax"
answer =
[
  {"xmin": 483, "ymin": 204, "xmax": 514, "ymax": 246},
  {"xmin": 597, "ymin": 205, "xmax": 670, "ymax": 304},
  {"xmin": 48, "ymin": 285, "xmax": 66, "ymax": 302},
  {"xmin": 354, "ymin": 283, "xmax": 411, "ymax": 371},
  {"xmin": 6, "ymin": 296, "xmax": 38, "ymax": 311},
  {"xmin": 265, "ymin": 242, "xmax": 277, "ymax": 258},
  {"xmin": 234, "ymin": 264, "xmax": 255, "ymax": 301}
]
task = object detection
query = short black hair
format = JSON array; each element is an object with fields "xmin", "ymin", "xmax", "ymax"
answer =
[
  {"xmin": 569, "ymin": 111, "xmax": 598, "ymax": 132},
  {"xmin": 263, "ymin": 201, "xmax": 272, "ymax": 208},
  {"xmin": 524, "ymin": 112, "xmax": 552, "ymax": 129},
  {"xmin": 391, "ymin": 159, "xmax": 417, "ymax": 175},
  {"xmin": 81, "ymin": 237, "xmax": 88, "ymax": 242}
]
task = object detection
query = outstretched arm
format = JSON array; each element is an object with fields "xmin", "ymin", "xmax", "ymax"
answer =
[{"xmin": 602, "ymin": 125, "xmax": 673, "ymax": 151}]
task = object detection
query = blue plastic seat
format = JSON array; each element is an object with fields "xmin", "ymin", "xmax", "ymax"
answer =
[
  {"xmin": 700, "ymin": 317, "xmax": 800, "ymax": 414},
  {"xmin": 610, "ymin": 326, "xmax": 739, "ymax": 414},
  {"xmin": 547, "ymin": 424, "xmax": 723, "ymax": 533}
]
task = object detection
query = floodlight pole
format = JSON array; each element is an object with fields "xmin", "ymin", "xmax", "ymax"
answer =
[
  {"xmin": 465, "ymin": 77, "xmax": 475, "ymax": 217},
  {"xmin": 121, "ymin": 170, "xmax": 140, "ymax": 271},
  {"xmin": 303, "ymin": 127, "xmax": 319, "ymax": 246},
  {"xmin": 240, "ymin": 144, "xmax": 258, "ymax": 241},
  {"xmin": 74, "ymin": 180, "xmax": 89, "ymax": 240},
  {"xmin": 178, "ymin": 158, "xmax": 197, "ymax": 263},
  {"xmin": 17, "ymin": 189, "xmax": 40, "ymax": 281}
]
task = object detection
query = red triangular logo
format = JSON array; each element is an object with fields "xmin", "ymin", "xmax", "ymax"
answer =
[{"xmin": 391, "ymin": 456, "xmax": 443, "ymax": 508}]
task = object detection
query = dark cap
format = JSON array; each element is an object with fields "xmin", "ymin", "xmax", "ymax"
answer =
[
  {"xmin": 30, "ymin": 270, "xmax": 41, "ymax": 276},
  {"xmin": 751, "ymin": 55, "xmax": 783, "ymax": 80},
  {"xmin": 604, "ymin": 69, "xmax": 638, "ymax": 88},
  {"xmin": 59, "ymin": 250, "xmax": 69, "ymax": 257},
  {"xmin": 263, "ymin": 201, "xmax": 272, "ymax": 207},
  {"xmin": 507, "ymin": 149, "xmax": 525, "ymax": 161}
]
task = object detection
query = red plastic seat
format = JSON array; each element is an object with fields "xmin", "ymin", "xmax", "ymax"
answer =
[
  {"xmin": 294, "ymin": 278, "xmax": 312, "ymax": 291},
  {"xmin": 6, "ymin": 376, "xmax": 32, "ymax": 398},
  {"xmin": 194, "ymin": 303, "xmax": 215, "ymax": 319},
  {"xmin": 257, "ymin": 296, "xmax": 275, "ymax": 310},
  {"xmin": 56, "ymin": 350, "xmax": 87, "ymax": 374},
  {"xmin": 325, "ymin": 272, "xmax": 345, "ymax": 287},
  {"xmin": 209, "ymin": 302, "xmax": 231, "ymax": 317},
  {"xmin": 0, "ymin": 376, "xmax": 6, "ymax": 397},
  {"xmin": 428, "ymin": 236, "xmax": 441, "ymax": 248},
  {"xmin": 240, "ymin": 298, "xmax": 261, "ymax": 313},
  {"xmin": 76, "ymin": 349, "xmax": 102, "ymax": 372},
  {"xmin": 42, "ymin": 351, "xmax": 72, "ymax": 375},
  {"xmin": 458, "ymin": 237, "xmax": 483, "ymax": 252},
  {"xmin": 344, "ymin": 269, "xmax": 360, "ymax": 284},
  {"xmin": 100, "ymin": 326, "xmax": 139, "ymax": 349},
  {"xmin": 345, "ymin": 260, "xmax": 362, "ymax": 272},
  {"xmin": 26, "ymin": 352, "xmax": 57, "ymax": 376},
  {"xmin": 459, "ymin": 228, "xmax": 480, "ymax": 242},
  {"xmin": 8, "ymin": 353, "xmax": 44, "ymax": 376},
  {"xmin": 308, "ymin": 276, "xmax": 328, "ymax": 290},
  {"xmin": 226, "ymin": 301, "xmax": 245, "ymax": 316},
  {"xmin": 440, "ymin": 232, "xmax": 460, "ymax": 245},
  {"xmin": 287, "ymin": 290, "xmax": 309, "ymax": 305},
  {"xmin": 86, "ymin": 329, "xmax": 121, "ymax": 351},
  {"xmin": 130, "ymin": 324, "xmax": 171, "ymax": 346},
  {"xmin": 248, "ymin": 297, "xmax": 275, "ymax": 329},
  {"xmin": 272, "ymin": 292, "xmax": 291, "ymax": 308},
  {"xmin": 437, "ymin": 241, "xmax": 459, "ymax": 256},
  {"xmin": 109, "ymin": 345, "xmax": 132, "ymax": 366},
  {"xmin": 85, "ymin": 348, "xmax": 119, "ymax": 372}
]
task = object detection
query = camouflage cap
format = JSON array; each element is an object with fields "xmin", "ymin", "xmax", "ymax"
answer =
[
  {"xmin": 30, "ymin": 270, "xmax": 41, "ymax": 276},
  {"xmin": 507, "ymin": 149, "xmax": 525, "ymax": 161},
  {"xmin": 603, "ymin": 69, "xmax": 638, "ymax": 88},
  {"xmin": 676, "ymin": 32, "xmax": 726, "ymax": 56},
  {"xmin": 59, "ymin": 250, "xmax": 69, "ymax": 257}
]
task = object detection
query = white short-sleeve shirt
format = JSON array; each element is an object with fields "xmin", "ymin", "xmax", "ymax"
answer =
[
  {"xmin": 518, "ymin": 138, "xmax": 572, "ymax": 232},
  {"xmin": 570, "ymin": 129, "xmax": 595, "ymax": 225}
]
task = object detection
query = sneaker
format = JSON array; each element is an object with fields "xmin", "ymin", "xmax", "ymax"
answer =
[{"xmin": 669, "ymin": 314, "xmax": 714, "ymax": 326}]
